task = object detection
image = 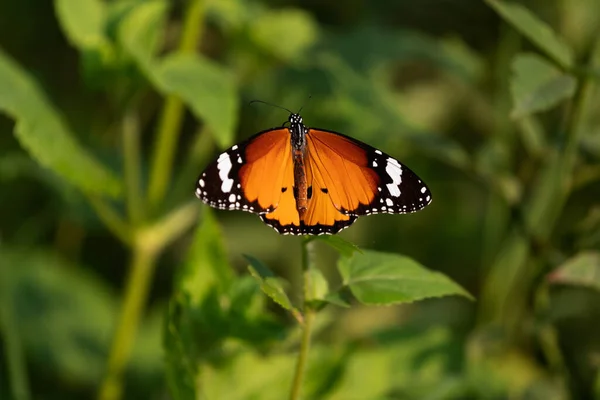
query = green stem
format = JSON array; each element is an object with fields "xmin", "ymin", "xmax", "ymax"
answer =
[
  {"xmin": 122, "ymin": 109, "xmax": 143, "ymax": 226},
  {"xmin": 87, "ymin": 196, "xmax": 131, "ymax": 245},
  {"xmin": 289, "ymin": 239, "xmax": 317, "ymax": 400},
  {"xmin": 0, "ymin": 267, "xmax": 31, "ymax": 400},
  {"xmin": 147, "ymin": 0, "xmax": 205, "ymax": 209},
  {"xmin": 98, "ymin": 244, "xmax": 157, "ymax": 400}
]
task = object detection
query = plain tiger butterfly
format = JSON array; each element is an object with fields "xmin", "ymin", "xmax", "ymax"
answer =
[{"xmin": 195, "ymin": 111, "xmax": 432, "ymax": 235}]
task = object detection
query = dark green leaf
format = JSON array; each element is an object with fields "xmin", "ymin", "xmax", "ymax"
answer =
[
  {"xmin": 486, "ymin": 0, "xmax": 574, "ymax": 69},
  {"xmin": 1, "ymin": 248, "xmax": 117, "ymax": 384},
  {"xmin": 510, "ymin": 53, "xmax": 576, "ymax": 118},
  {"xmin": 548, "ymin": 252, "xmax": 600, "ymax": 291},
  {"xmin": 312, "ymin": 235, "xmax": 362, "ymax": 258},
  {"xmin": 0, "ymin": 49, "xmax": 122, "ymax": 197},
  {"xmin": 246, "ymin": 255, "xmax": 298, "ymax": 314},
  {"xmin": 338, "ymin": 250, "xmax": 473, "ymax": 305}
]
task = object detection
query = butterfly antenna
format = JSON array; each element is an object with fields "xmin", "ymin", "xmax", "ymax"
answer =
[
  {"xmin": 297, "ymin": 95, "xmax": 312, "ymax": 114},
  {"xmin": 249, "ymin": 100, "xmax": 293, "ymax": 114}
]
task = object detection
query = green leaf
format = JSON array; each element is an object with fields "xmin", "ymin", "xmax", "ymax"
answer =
[
  {"xmin": 0, "ymin": 49, "xmax": 122, "ymax": 197},
  {"xmin": 1, "ymin": 248, "xmax": 117, "ymax": 385},
  {"xmin": 245, "ymin": 255, "xmax": 299, "ymax": 314},
  {"xmin": 338, "ymin": 250, "xmax": 473, "ymax": 305},
  {"xmin": 117, "ymin": 0, "xmax": 167, "ymax": 69},
  {"xmin": 548, "ymin": 252, "xmax": 600, "ymax": 291},
  {"xmin": 154, "ymin": 54, "xmax": 239, "ymax": 148},
  {"xmin": 486, "ymin": 0, "xmax": 574, "ymax": 69},
  {"xmin": 179, "ymin": 207, "xmax": 233, "ymax": 306},
  {"xmin": 510, "ymin": 53, "xmax": 577, "ymax": 118},
  {"xmin": 307, "ymin": 268, "xmax": 329, "ymax": 302},
  {"xmin": 118, "ymin": 0, "xmax": 238, "ymax": 148},
  {"xmin": 249, "ymin": 9, "xmax": 319, "ymax": 62},
  {"xmin": 312, "ymin": 235, "xmax": 362, "ymax": 258},
  {"xmin": 323, "ymin": 290, "xmax": 352, "ymax": 308},
  {"xmin": 54, "ymin": 0, "xmax": 108, "ymax": 49}
]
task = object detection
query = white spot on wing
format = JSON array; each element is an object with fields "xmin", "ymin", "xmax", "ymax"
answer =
[
  {"xmin": 375, "ymin": 150, "xmax": 382, "ymax": 155},
  {"xmin": 228, "ymin": 193, "xmax": 236, "ymax": 203},
  {"xmin": 199, "ymin": 179, "xmax": 205, "ymax": 188},
  {"xmin": 385, "ymin": 198, "xmax": 393, "ymax": 207},
  {"xmin": 385, "ymin": 157, "xmax": 403, "ymax": 197},
  {"xmin": 217, "ymin": 152, "xmax": 234, "ymax": 193},
  {"xmin": 421, "ymin": 186, "xmax": 427, "ymax": 193}
]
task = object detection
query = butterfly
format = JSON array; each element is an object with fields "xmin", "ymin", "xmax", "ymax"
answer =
[{"xmin": 195, "ymin": 111, "xmax": 432, "ymax": 235}]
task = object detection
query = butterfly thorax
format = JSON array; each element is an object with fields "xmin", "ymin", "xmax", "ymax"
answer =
[{"xmin": 289, "ymin": 114, "xmax": 309, "ymax": 218}]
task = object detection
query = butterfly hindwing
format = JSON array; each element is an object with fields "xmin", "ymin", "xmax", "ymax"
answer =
[{"xmin": 195, "ymin": 128, "xmax": 290, "ymax": 214}]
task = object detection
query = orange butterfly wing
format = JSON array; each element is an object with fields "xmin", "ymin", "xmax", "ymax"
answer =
[
  {"xmin": 306, "ymin": 129, "xmax": 432, "ymax": 216},
  {"xmin": 196, "ymin": 128, "xmax": 290, "ymax": 214}
]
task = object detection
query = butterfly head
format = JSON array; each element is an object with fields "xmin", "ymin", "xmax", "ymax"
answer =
[
  {"xmin": 288, "ymin": 113, "xmax": 306, "ymax": 149},
  {"xmin": 289, "ymin": 113, "xmax": 303, "ymax": 125}
]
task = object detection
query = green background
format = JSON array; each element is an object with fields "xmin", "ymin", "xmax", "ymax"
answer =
[{"xmin": 1, "ymin": 0, "xmax": 599, "ymax": 399}]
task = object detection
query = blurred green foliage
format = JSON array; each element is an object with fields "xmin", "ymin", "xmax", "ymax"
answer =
[{"xmin": 1, "ymin": 0, "xmax": 600, "ymax": 399}]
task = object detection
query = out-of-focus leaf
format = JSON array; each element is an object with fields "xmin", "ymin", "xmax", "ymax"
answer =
[
  {"xmin": 119, "ymin": 0, "xmax": 238, "ymax": 148},
  {"xmin": 154, "ymin": 54, "xmax": 238, "ymax": 148},
  {"xmin": 510, "ymin": 53, "xmax": 576, "ymax": 118},
  {"xmin": 307, "ymin": 268, "xmax": 329, "ymax": 302},
  {"xmin": 328, "ymin": 327, "xmax": 454, "ymax": 400},
  {"xmin": 0, "ymin": 50, "xmax": 122, "ymax": 197},
  {"xmin": 117, "ymin": 0, "xmax": 167, "ymax": 69},
  {"xmin": 323, "ymin": 290, "xmax": 352, "ymax": 308},
  {"xmin": 486, "ymin": 0, "xmax": 574, "ymax": 69},
  {"xmin": 246, "ymin": 255, "xmax": 298, "ymax": 314},
  {"xmin": 54, "ymin": 0, "xmax": 107, "ymax": 49},
  {"xmin": 547, "ymin": 252, "xmax": 600, "ymax": 291},
  {"xmin": 200, "ymin": 349, "xmax": 294, "ymax": 400},
  {"xmin": 312, "ymin": 235, "xmax": 362, "ymax": 258},
  {"xmin": 179, "ymin": 207, "xmax": 233, "ymax": 305},
  {"xmin": 249, "ymin": 9, "xmax": 318, "ymax": 62},
  {"xmin": 1, "ymin": 248, "xmax": 116, "ymax": 384},
  {"xmin": 338, "ymin": 250, "xmax": 473, "ymax": 305}
]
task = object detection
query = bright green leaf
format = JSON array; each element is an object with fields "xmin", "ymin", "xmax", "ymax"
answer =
[
  {"xmin": 510, "ymin": 53, "xmax": 576, "ymax": 118},
  {"xmin": 155, "ymin": 54, "xmax": 238, "ymax": 148},
  {"xmin": 249, "ymin": 9, "xmax": 318, "ymax": 62},
  {"xmin": 54, "ymin": 0, "xmax": 107, "ymax": 49},
  {"xmin": 307, "ymin": 268, "xmax": 329, "ymax": 302},
  {"xmin": 245, "ymin": 255, "xmax": 297, "ymax": 313},
  {"xmin": 0, "ymin": 50, "xmax": 122, "ymax": 197},
  {"xmin": 486, "ymin": 0, "xmax": 574, "ymax": 69},
  {"xmin": 548, "ymin": 251, "xmax": 600, "ymax": 291},
  {"xmin": 312, "ymin": 235, "xmax": 362, "ymax": 258},
  {"xmin": 338, "ymin": 250, "xmax": 473, "ymax": 305},
  {"xmin": 179, "ymin": 207, "xmax": 233, "ymax": 306}
]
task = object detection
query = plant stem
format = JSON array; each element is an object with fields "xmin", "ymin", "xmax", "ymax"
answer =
[
  {"xmin": 289, "ymin": 239, "xmax": 317, "ymax": 400},
  {"xmin": 97, "ymin": 244, "xmax": 157, "ymax": 400},
  {"xmin": 87, "ymin": 196, "xmax": 131, "ymax": 245},
  {"xmin": 122, "ymin": 109, "xmax": 143, "ymax": 226},
  {"xmin": 0, "ymin": 268, "xmax": 31, "ymax": 400},
  {"xmin": 147, "ymin": 0, "xmax": 205, "ymax": 209}
]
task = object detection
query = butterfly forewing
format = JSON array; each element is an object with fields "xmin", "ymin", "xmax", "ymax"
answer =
[
  {"xmin": 195, "ymin": 128, "xmax": 290, "ymax": 214},
  {"xmin": 306, "ymin": 129, "xmax": 432, "ymax": 216}
]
